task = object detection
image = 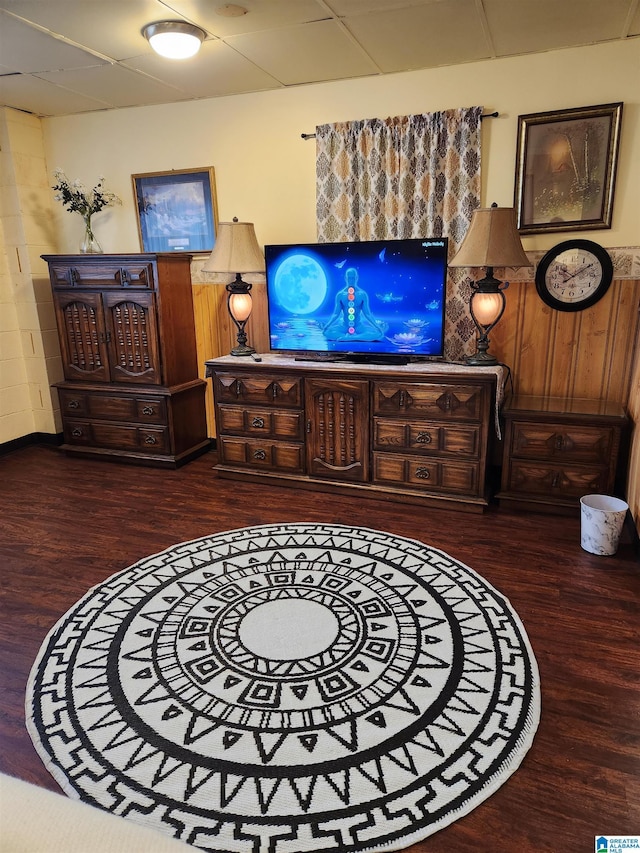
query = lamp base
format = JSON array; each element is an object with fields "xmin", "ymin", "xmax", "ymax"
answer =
[
  {"xmin": 465, "ymin": 350, "xmax": 499, "ymax": 366},
  {"xmin": 230, "ymin": 343, "xmax": 256, "ymax": 357}
]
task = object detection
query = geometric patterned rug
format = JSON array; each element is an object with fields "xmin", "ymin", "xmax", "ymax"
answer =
[{"xmin": 26, "ymin": 523, "xmax": 540, "ymax": 852}]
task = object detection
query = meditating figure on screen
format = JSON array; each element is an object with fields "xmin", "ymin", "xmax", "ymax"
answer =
[{"xmin": 323, "ymin": 267, "xmax": 387, "ymax": 341}]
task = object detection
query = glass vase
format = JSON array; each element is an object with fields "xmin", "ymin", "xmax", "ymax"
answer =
[{"xmin": 79, "ymin": 216, "xmax": 103, "ymax": 254}]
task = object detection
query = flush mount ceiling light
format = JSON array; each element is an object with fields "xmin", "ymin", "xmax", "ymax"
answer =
[{"xmin": 142, "ymin": 21, "xmax": 206, "ymax": 59}]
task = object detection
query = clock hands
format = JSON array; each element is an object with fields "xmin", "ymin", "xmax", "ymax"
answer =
[{"xmin": 558, "ymin": 262, "xmax": 595, "ymax": 283}]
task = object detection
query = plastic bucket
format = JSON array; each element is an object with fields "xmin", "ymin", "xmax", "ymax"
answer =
[{"xmin": 580, "ymin": 494, "xmax": 629, "ymax": 556}]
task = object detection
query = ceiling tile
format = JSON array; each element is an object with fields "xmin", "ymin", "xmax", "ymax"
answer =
[
  {"xmin": 225, "ymin": 19, "xmax": 380, "ymax": 85},
  {"xmin": 0, "ymin": 11, "xmax": 108, "ymax": 73},
  {"xmin": 344, "ymin": 0, "xmax": 492, "ymax": 72},
  {"xmin": 160, "ymin": 0, "xmax": 330, "ymax": 37},
  {"xmin": 123, "ymin": 39, "xmax": 283, "ymax": 97},
  {"xmin": 33, "ymin": 65, "xmax": 188, "ymax": 109},
  {"xmin": 0, "ymin": 73, "xmax": 111, "ymax": 117},
  {"xmin": 330, "ymin": 0, "xmax": 449, "ymax": 12},
  {"xmin": 483, "ymin": 0, "xmax": 633, "ymax": 56}
]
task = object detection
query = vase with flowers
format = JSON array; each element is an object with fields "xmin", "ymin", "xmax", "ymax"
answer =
[{"xmin": 51, "ymin": 169, "xmax": 122, "ymax": 253}]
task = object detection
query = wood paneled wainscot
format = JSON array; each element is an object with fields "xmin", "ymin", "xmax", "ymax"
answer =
[
  {"xmin": 206, "ymin": 355, "xmax": 502, "ymax": 512},
  {"xmin": 45, "ymin": 253, "xmax": 209, "ymax": 467}
]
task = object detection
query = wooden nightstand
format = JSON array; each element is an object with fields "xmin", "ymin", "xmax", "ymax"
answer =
[{"xmin": 497, "ymin": 394, "xmax": 628, "ymax": 513}]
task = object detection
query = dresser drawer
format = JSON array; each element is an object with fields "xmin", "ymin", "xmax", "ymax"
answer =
[
  {"xmin": 372, "ymin": 418, "xmax": 481, "ymax": 457},
  {"xmin": 506, "ymin": 460, "xmax": 607, "ymax": 499},
  {"xmin": 373, "ymin": 382, "xmax": 485, "ymax": 421},
  {"xmin": 218, "ymin": 436, "xmax": 305, "ymax": 473},
  {"xmin": 510, "ymin": 421, "xmax": 616, "ymax": 464},
  {"xmin": 64, "ymin": 419, "xmax": 169, "ymax": 452},
  {"xmin": 372, "ymin": 452, "xmax": 479, "ymax": 494},
  {"xmin": 217, "ymin": 405, "xmax": 304, "ymax": 440},
  {"xmin": 59, "ymin": 390, "xmax": 167, "ymax": 425},
  {"xmin": 49, "ymin": 260, "xmax": 155, "ymax": 289},
  {"xmin": 215, "ymin": 373, "xmax": 302, "ymax": 408}
]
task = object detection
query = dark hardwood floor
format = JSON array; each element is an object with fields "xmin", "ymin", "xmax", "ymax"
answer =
[{"xmin": 1, "ymin": 444, "xmax": 638, "ymax": 852}]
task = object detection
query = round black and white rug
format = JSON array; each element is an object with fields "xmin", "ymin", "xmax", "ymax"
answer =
[{"xmin": 26, "ymin": 523, "xmax": 540, "ymax": 852}]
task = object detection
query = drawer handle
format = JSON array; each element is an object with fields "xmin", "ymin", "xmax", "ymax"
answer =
[
  {"xmin": 416, "ymin": 431, "xmax": 432, "ymax": 444},
  {"xmin": 144, "ymin": 434, "xmax": 157, "ymax": 445},
  {"xmin": 235, "ymin": 380, "xmax": 242, "ymax": 397},
  {"xmin": 71, "ymin": 427, "xmax": 83, "ymax": 438},
  {"xmin": 118, "ymin": 268, "xmax": 131, "ymax": 286},
  {"xmin": 415, "ymin": 466, "xmax": 431, "ymax": 480},
  {"xmin": 253, "ymin": 449, "xmax": 267, "ymax": 461},
  {"xmin": 67, "ymin": 399, "xmax": 80, "ymax": 410},
  {"xmin": 551, "ymin": 473, "xmax": 561, "ymax": 488},
  {"xmin": 252, "ymin": 416, "xmax": 265, "ymax": 428},
  {"xmin": 142, "ymin": 405, "xmax": 155, "ymax": 416},
  {"xmin": 399, "ymin": 390, "xmax": 406, "ymax": 407},
  {"xmin": 68, "ymin": 268, "xmax": 79, "ymax": 285},
  {"xmin": 554, "ymin": 434, "xmax": 564, "ymax": 451}
]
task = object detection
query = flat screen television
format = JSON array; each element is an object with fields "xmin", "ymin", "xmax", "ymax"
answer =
[{"xmin": 264, "ymin": 237, "xmax": 448, "ymax": 364}]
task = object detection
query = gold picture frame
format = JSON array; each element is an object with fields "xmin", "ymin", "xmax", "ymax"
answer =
[
  {"xmin": 132, "ymin": 167, "xmax": 218, "ymax": 253},
  {"xmin": 514, "ymin": 103, "xmax": 623, "ymax": 235}
]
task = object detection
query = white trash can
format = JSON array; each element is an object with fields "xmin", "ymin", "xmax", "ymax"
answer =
[{"xmin": 580, "ymin": 494, "xmax": 629, "ymax": 556}]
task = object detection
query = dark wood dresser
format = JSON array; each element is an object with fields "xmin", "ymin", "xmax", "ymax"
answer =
[
  {"xmin": 206, "ymin": 354, "xmax": 503, "ymax": 512},
  {"xmin": 44, "ymin": 253, "xmax": 209, "ymax": 467},
  {"xmin": 497, "ymin": 394, "xmax": 628, "ymax": 513}
]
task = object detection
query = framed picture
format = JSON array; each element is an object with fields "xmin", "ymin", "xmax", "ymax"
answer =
[
  {"xmin": 514, "ymin": 103, "xmax": 623, "ymax": 235},
  {"xmin": 132, "ymin": 167, "xmax": 218, "ymax": 253}
]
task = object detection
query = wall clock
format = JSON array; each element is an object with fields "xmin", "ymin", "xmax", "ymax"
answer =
[{"xmin": 535, "ymin": 239, "xmax": 613, "ymax": 312}]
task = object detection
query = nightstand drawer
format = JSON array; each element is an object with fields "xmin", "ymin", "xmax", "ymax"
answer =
[
  {"xmin": 506, "ymin": 460, "xmax": 607, "ymax": 499},
  {"xmin": 372, "ymin": 452, "xmax": 479, "ymax": 494},
  {"xmin": 373, "ymin": 418, "xmax": 481, "ymax": 457},
  {"xmin": 214, "ymin": 373, "xmax": 302, "ymax": 407},
  {"xmin": 510, "ymin": 421, "xmax": 615, "ymax": 464},
  {"xmin": 218, "ymin": 436, "xmax": 305, "ymax": 473},
  {"xmin": 217, "ymin": 405, "xmax": 304, "ymax": 440},
  {"xmin": 374, "ymin": 382, "xmax": 485, "ymax": 421}
]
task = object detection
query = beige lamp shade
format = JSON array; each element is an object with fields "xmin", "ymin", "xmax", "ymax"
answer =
[
  {"xmin": 449, "ymin": 205, "xmax": 531, "ymax": 269},
  {"xmin": 202, "ymin": 220, "xmax": 265, "ymax": 274}
]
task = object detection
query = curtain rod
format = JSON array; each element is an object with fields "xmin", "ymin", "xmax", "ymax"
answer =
[{"xmin": 300, "ymin": 111, "xmax": 499, "ymax": 139}]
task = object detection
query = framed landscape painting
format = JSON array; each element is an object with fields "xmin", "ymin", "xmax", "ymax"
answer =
[
  {"xmin": 132, "ymin": 167, "xmax": 218, "ymax": 253},
  {"xmin": 514, "ymin": 103, "xmax": 623, "ymax": 235}
]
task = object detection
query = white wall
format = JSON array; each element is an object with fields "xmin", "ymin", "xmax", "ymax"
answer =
[{"xmin": 41, "ymin": 39, "xmax": 640, "ymax": 258}]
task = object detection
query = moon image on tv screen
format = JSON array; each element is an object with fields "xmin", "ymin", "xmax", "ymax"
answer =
[{"xmin": 274, "ymin": 254, "xmax": 328, "ymax": 314}]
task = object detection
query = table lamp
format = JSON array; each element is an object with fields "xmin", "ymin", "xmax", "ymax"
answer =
[
  {"xmin": 202, "ymin": 218, "xmax": 265, "ymax": 356},
  {"xmin": 449, "ymin": 204, "xmax": 531, "ymax": 365}
]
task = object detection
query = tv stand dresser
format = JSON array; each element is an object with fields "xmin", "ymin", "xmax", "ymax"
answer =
[{"xmin": 205, "ymin": 355, "xmax": 504, "ymax": 512}]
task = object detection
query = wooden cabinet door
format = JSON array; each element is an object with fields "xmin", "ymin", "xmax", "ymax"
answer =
[
  {"xmin": 54, "ymin": 291, "xmax": 110, "ymax": 383},
  {"xmin": 305, "ymin": 378, "xmax": 369, "ymax": 482},
  {"xmin": 103, "ymin": 292, "xmax": 162, "ymax": 385}
]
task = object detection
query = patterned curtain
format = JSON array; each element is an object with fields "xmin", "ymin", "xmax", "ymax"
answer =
[{"xmin": 315, "ymin": 107, "xmax": 482, "ymax": 361}]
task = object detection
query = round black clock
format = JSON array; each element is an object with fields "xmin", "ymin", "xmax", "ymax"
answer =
[{"xmin": 535, "ymin": 239, "xmax": 613, "ymax": 312}]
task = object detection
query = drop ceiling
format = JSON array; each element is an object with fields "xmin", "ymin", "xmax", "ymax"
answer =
[{"xmin": 1, "ymin": 0, "xmax": 638, "ymax": 118}]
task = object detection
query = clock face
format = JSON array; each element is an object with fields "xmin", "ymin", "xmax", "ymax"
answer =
[
  {"xmin": 535, "ymin": 240, "xmax": 613, "ymax": 312},
  {"xmin": 544, "ymin": 248, "xmax": 603, "ymax": 304}
]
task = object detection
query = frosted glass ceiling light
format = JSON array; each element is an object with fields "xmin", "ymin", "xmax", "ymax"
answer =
[{"xmin": 143, "ymin": 21, "xmax": 206, "ymax": 59}]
